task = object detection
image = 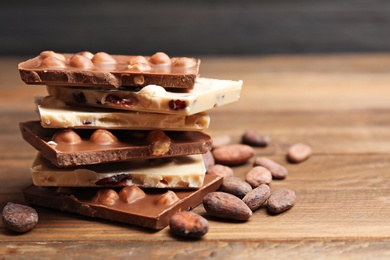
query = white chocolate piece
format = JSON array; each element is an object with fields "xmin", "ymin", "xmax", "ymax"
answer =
[
  {"xmin": 31, "ymin": 153, "xmax": 206, "ymax": 188},
  {"xmin": 37, "ymin": 96, "xmax": 210, "ymax": 131},
  {"xmin": 46, "ymin": 77, "xmax": 243, "ymax": 115}
]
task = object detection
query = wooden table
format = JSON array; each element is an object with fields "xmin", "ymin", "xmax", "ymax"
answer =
[{"xmin": 1, "ymin": 54, "xmax": 390, "ymax": 259}]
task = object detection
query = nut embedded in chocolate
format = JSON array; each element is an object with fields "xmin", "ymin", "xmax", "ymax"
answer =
[
  {"xmin": 150, "ymin": 52, "xmax": 171, "ymax": 65},
  {"xmin": 156, "ymin": 190, "xmax": 179, "ymax": 206},
  {"xmin": 40, "ymin": 57, "xmax": 66, "ymax": 69},
  {"xmin": 39, "ymin": 50, "xmax": 66, "ymax": 61},
  {"xmin": 69, "ymin": 55, "xmax": 94, "ymax": 69},
  {"xmin": 94, "ymin": 189, "xmax": 119, "ymax": 206},
  {"xmin": 119, "ymin": 186, "xmax": 146, "ymax": 204},
  {"xmin": 172, "ymin": 57, "xmax": 197, "ymax": 68},
  {"xmin": 90, "ymin": 129, "xmax": 118, "ymax": 145},
  {"xmin": 92, "ymin": 52, "xmax": 117, "ymax": 64},
  {"xmin": 52, "ymin": 129, "xmax": 82, "ymax": 145},
  {"xmin": 147, "ymin": 130, "xmax": 171, "ymax": 156}
]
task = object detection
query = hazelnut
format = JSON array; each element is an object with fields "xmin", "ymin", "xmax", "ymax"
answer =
[
  {"xmin": 133, "ymin": 75, "xmax": 145, "ymax": 85},
  {"xmin": 147, "ymin": 130, "xmax": 171, "ymax": 156},
  {"xmin": 92, "ymin": 52, "xmax": 116, "ymax": 64},
  {"xmin": 69, "ymin": 55, "xmax": 94, "ymax": 69},
  {"xmin": 127, "ymin": 63, "xmax": 151, "ymax": 72},
  {"xmin": 39, "ymin": 50, "xmax": 66, "ymax": 62},
  {"xmin": 172, "ymin": 57, "xmax": 196, "ymax": 67},
  {"xmin": 40, "ymin": 57, "xmax": 66, "ymax": 69},
  {"xmin": 94, "ymin": 189, "xmax": 119, "ymax": 206},
  {"xmin": 76, "ymin": 51, "xmax": 94, "ymax": 59},
  {"xmin": 155, "ymin": 190, "xmax": 179, "ymax": 206},
  {"xmin": 90, "ymin": 129, "xmax": 118, "ymax": 145},
  {"xmin": 150, "ymin": 52, "xmax": 171, "ymax": 65},
  {"xmin": 119, "ymin": 186, "xmax": 146, "ymax": 204},
  {"xmin": 128, "ymin": 56, "xmax": 148, "ymax": 64},
  {"xmin": 52, "ymin": 129, "xmax": 82, "ymax": 144}
]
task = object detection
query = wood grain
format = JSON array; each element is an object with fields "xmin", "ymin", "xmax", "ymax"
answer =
[{"xmin": 2, "ymin": 53, "xmax": 390, "ymax": 258}]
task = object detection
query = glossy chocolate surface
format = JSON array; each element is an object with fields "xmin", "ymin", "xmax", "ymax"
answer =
[
  {"xmin": 19, "ymin": 121, "xmax": 212, "ymax": 167},
  {"xmin": 23, "ymin": 174, "xmax": 222, "ymax": 230},
  {"xmin": 18, "ymin": 51, "xmax": 200, "ymax": 89}
]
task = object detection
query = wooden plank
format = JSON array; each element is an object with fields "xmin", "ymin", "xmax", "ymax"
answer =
[
  {"xmin": 1, "ymin": 54, "xmax": 390, "ymax": 258},
  {"xmin": 2, "ymin": 240, "xmax": 390, "ymax": 259}
]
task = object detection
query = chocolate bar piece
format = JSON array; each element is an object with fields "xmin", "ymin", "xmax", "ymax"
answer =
[
  {"xmin": 37, "ymin": 96, "xmax": 210, "ymax": 131},
  {"xmin": 18, "ymin": 51, "xmax": 200, "ymax": 89},
  {"xmin": 31, "ymin": 153, "xmax": 206, "ymax": 188},
  {"xmin": 46, "ymin": 77, "xmax": 243, "ymax": 115},
  {"xmin": 23, "ymin": 174, "xmax": 222, "ymax": 230},
  {"xmin": 19, "ymin": 121, "xmax": 212, "ymax": 167}
]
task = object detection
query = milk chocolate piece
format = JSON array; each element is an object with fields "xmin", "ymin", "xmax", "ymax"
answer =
[
  {"xmin": 37, "ymin": 96, "xmax": 210, "ymax": 131},
  {"xmin": 18, "ymin": 51, "xmax": 200, "ymax": 89},
  {"xmin": 23, "ymin": 174, "xmax": 222, "ymax": 230},
  {"xmin": 19, "ymin": 121, "xmax": 212, "ymax": 167},
  {"xmin": 31, "ymin": 153, "xmax": 206, "ymax": 188},
  {"xmin": 46, "ymin": 77, "xmax": 243, "ymax": 115}
]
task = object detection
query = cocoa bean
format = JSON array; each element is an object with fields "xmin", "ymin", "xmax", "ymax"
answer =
[
  {"xmin": 267, "ymin": 188, "xmax": 296, "ymax": 214},
  {"xmin": 287, "ymin": 143, "xmax": 312, "ymax": 163},
  {"xmin": 243, "ymin": 184, "xmax": 271, "ymax": 211},
  {"xmin": 241, "ymin": 129, "xmax": 270, "ymax": 147},
  {"xmin": 212, "ymin": 144, "xmax": 254, "ymax": 166},
  {"xmin": 245, "ymin": 166, "xmax": 272, "ymax": 187},
  {"xmin": 203, "ymin": 192, "xmax": 252, "ymax": 221},
  {"xmin": 220, "ymin": 176, "xmax": 252, "ymax": 199},
  {"xmin": 169, "ymin": 211, "xmax": 209, "ymax": 238},
  {"xmin": 2, "ymin": 202, "xmax": 38, "ymax": 233},
  {"xmin": 253, "ymin": 157, "xmax": 288, "ymax": 179},
  {"xmin": 207, "ymin": 164, "xmax": 234, "ymax": 179}
]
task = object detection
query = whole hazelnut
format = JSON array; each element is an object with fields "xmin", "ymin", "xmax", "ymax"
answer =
[
  {"xmin": 40, "ymin": 57, "xmax": 66, "ymax": 69},
  {"xmin": 119, "ymin": 186, "xmax": 146, "ymax": 204},
  {"xmin": 52, "ymin": 129, "xmax": 82, "ymax": 144},
  {"xmin": 172, "ymin": 57, "xmax": 196, "ymax": 67},
  {"xmin": 39, "ymin": 51, "xmax": 66, "ymax": 62},
  {"xmin": 76, "ymin": 51, "xmax": 94, "ymax": 60},
  {"xmin": 90, "ymin": 129, "xmax": 118, "ymax": 145},
  {"xmin": 69, "ymin": 55, "xmax": 94, "ymax": 69},
  {"xmin": 92, "ymin": 52, "xmax": 116, "ymax": 64},
  {"xmin": 150, "ymin": 52, "xmax": 171, "ymax": 65},
  {"xmin": 155, "ymin": 190, "xmax": 179, "ymax": 206}
]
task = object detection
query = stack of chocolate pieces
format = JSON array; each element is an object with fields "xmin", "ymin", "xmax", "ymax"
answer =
[{"xmin": 17, "ymin": 51, "xmax": 243, "ymax": 229}]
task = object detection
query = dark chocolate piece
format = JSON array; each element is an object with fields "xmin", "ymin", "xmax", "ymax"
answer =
[
  {"xmin": 19, "ymin": 121, "xmax": 212, "ymax": 167},
  {"xmin": 18, "ymin": 51, "xmax": 200, "ymax": 89},
  {"xmin": 23, "ymin": 174, "xmax": 222, "ymax": 230}
]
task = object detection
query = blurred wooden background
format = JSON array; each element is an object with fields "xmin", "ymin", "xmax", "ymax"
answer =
[{"xmin": 1, "ymin": 0, "xmax": 390, "ymax": 56}]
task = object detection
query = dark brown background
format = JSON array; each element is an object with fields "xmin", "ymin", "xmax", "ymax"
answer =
[{"xmin": 2, "ymin": 0, "xmax": 390, "ymax": 56}]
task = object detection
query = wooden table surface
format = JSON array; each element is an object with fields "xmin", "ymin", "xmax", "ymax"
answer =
[{"xmin": 1, "ymin": 54, "xmax": 390, "ymax": 259}]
